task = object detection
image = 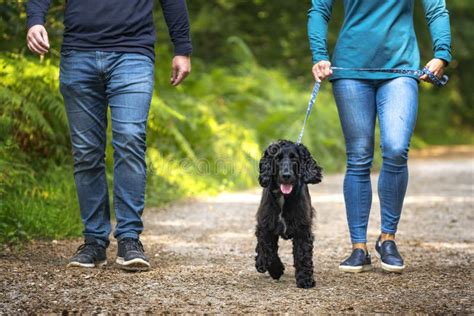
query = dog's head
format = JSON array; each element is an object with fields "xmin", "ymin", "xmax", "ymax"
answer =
[{"xmin": 258, "ymin": 140, "xmax": 322, "ymax": 195}]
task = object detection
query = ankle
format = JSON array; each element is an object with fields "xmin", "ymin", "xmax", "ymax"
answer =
[
  {"xmin": 380, "ymin": 233, "xmax": 396, "ymax": 242},
  {"xmin": 352, "ymin": 243, "xmax": 368, "ymax": 253}
]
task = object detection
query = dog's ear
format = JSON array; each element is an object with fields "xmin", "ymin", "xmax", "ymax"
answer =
[
  {"xmin": 297, "ymin": 143, "xmax": 322, "ymax": 184},
  {"xmin": 258, "ymin": 143, "xmax": 279, "ymax": 187}
]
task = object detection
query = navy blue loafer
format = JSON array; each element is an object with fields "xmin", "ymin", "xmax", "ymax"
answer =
[
  {"xmin": 375, "ymin": 236, "xmax": 405, "ymax": 273},
  {"xmin": 339, "ymin": 248, "xmax": 373, "ymax": 273}
]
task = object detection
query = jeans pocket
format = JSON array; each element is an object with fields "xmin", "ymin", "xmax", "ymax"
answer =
[
  {"xmin": 59, "ymin": 69, "xmax": 83, "ymax": 98},
  {"xmin": 60, "ymin": 49, "xmax": 75, "ymax": 57},
  {"xmin": 123, "ymin": 52, "xmax": 154, "ymax": 66},
  {"xmin": 60, "ymin": 80, "xmax": 83, "ymax": 98}
]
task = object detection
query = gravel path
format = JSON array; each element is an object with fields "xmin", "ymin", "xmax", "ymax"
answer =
[{"xmin": 1, "ymin": 150, "xmax": 473, "ymax": 313}]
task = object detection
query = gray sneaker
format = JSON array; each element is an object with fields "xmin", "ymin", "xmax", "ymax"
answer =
[
  {"xmin": 68, "ymin": 241, "xmax": 107, "ymax": 268},
  {"xmin": 116, "ymin": 238, "xmax": 150, "ymax": 271}
]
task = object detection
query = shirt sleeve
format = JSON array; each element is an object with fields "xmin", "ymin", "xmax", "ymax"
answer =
[
  {"xmin": 159, "ymin": 0, "xmax": 193, "ymax": 56},
  {"xmin": 307, "ymin": 0, "xmax": 334, "ymax": 64},
  {"xmin": 26, "ymin": 0, "xmax": 51, "ymax": 29},
  {"xmin": 421, "ymin": 0, "xmax": 452, "ymax": 64}
]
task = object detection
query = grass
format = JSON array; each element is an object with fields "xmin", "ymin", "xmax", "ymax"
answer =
[{"xmin": 0, "ymin": 164, "xmax": 82, "ymax": 244}]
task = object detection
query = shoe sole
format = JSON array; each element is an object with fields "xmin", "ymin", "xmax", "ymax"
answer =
[
  {"xmin": 116, "ymin": 257, "xmax": 150, "ymax": 271},
  {"xmin": 67, "ymin": 260, "xmax": 107, "ymax": 268},
  {"xmin": 374, "ymin": 251, "xmax": 405, "ymax": 273},
  {"xmin": 339, "ymin": 264, "xmax": 373, "ymax": 273}
]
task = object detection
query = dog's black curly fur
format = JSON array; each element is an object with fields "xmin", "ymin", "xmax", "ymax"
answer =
[{"xmin": 255, "ymin": 140, "xmax": 322, "ymax": 288}]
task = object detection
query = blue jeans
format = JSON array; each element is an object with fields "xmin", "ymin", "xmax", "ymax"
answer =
[
  {"xmin": 332, "ymin": 77, "xmax": 418, "ymax": 243},
  {"xmin": 59, "ymin": 51, "xmax": 154, "ymax": 246}
]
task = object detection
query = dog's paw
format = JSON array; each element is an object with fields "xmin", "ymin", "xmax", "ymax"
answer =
[
  {"xmin": 268, "ymin": 259, "xmax": 285, "ymax": 280},
  {"xmin": 256, "ymin": 264, "xmax": 267, "ymax": 273},
  {"xmin": 255, "ymin": 256, "xmax": 267, "ymax": 273},
  {"xmin": 296, "ymin": 277, "xmax": 315, "ymax": 289}
]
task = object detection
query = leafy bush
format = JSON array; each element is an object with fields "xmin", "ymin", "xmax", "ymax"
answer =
[{"xmin": 0, "ymin": 53, "xmax": 78, "ymax": 243}]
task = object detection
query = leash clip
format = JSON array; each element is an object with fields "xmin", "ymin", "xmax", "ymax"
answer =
[{"xmin": 422, "ymin": 67, "xmax": 449, "ymax": 87}]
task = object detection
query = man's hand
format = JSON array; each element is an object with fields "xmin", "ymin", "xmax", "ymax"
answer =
[
  {"xmin": 420, "ymin": 58, "xmax": 446, "ymax": 83},
  {"xmin": 312, "ymin": 60, "xmax": 332, "ymax": 82},
  {"xmin": 170, "ymin": 55, "xmax": 191, "ymax": 86},
  {"xmin": 27, "ymin": 25, "xmax": 50, "ymax": 55}
]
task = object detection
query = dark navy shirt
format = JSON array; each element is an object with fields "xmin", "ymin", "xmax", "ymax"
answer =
[{"xmin": 26, "ymin": 0, "xmax": 192, "ymax": 62}]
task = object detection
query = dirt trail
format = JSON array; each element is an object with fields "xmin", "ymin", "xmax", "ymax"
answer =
[{"xmin": 1, "ymin": 151, "xmax": 473, "ymax": 313}]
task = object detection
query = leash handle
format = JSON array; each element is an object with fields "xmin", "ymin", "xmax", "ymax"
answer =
[
  {"xmin": 296, "ymin": 81, "xmax": 320, "ymax": 144},
  {"xmin": 422, "ymin": 67, "xmax": 449, "ymax": 87}
]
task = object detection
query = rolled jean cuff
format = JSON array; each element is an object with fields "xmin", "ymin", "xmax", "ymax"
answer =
[
  {"xmin": 350, "ymin": 238, "xmax": 368, "ymax": 244},
  {"xmin": 381, "ymin": 229, "xmax": 397, "ymax": 235}
]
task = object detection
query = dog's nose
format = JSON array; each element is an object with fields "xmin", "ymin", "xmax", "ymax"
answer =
[{"xmin": 282, "ymin": 173, "xmax": 291, "ymax": 181}]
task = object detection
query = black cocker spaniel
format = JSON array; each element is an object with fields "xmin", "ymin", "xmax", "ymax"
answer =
[{"xmin": 255, "ymin": 140, "xmax": 322, "ymax": 288}]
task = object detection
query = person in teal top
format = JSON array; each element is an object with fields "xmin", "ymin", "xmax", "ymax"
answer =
[{"xmin": 307, "ymin": 0, "xmax": 451, "ymax": 273}]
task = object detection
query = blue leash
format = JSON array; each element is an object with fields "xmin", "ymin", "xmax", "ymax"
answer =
[
  {"xmin": 296, "ymin": 67, "xmax": 448, "ymax": 144},
  {"xmin": 296, "ymin": 81, "xmax": 321, "ymax": 144}
]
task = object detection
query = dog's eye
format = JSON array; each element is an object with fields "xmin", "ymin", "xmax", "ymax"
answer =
[
  {"xmin": 276, "ymin": 153, "xmax": 283, "ymax": 160},
  {"xmin": 289, "ymin": 153, "xmax": 296, "ymax": 159}
]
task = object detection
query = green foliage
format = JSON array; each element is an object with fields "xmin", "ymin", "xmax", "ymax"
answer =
[
  {"xmin": 0, "ymin": 53, "xmax": 80, "ymax": 244},
  {"xmin": 0, "ymin": 54, "xmax": 70, "ymax": 160}
]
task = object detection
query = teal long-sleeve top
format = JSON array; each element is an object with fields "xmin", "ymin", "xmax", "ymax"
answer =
[{"xmin": 307, "ymin": 0, "xmax": 452, "ymax": 81}]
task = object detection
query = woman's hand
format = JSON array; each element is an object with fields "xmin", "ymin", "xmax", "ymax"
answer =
[
  {"xmin": 420, "ymin": 58, "xmax": 446, "ymax": 83},
  {"xmin": 312, "ymin": 60, "xmax": 333, "ymax": 82}
]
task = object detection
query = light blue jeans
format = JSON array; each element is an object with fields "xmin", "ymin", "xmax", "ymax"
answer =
[
  {"xmin": 332, "ymin": 77, "xmax": 418, "ymax": 243},
  {"xmin": 59, "ymin": 51, "xmax": 154, "ymax": 246}
]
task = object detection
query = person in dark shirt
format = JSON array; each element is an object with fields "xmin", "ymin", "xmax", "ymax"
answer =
[{"xmin": 26, "ymin": 0, "xmax": 193, "ymax": 271}]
